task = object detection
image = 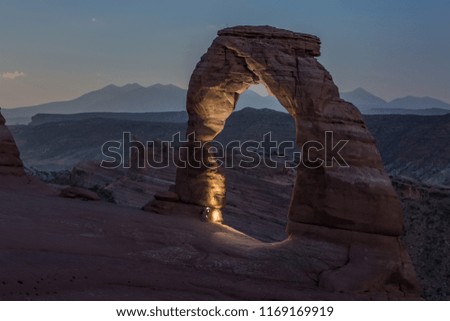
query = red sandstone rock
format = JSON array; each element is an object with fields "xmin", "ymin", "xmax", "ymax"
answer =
[
  {"xmin": 154, "ymin": 190, "xmax": 180, "ymax": 202},
  {"xmin": 0, "ymin": 112, "xmax": 25, "ymax": 176},
  {"xmin": 60, "ymin": 186, "xmax": 101, "ymax": 201},
  {"xmin": 0, "ymin": 27, "xmax": 421, "ymax": 299},
  {"xmin": 175, "ymin": 25, "xmax": 403, "ymax": 236},
  {"xmin": 168, "ymin": 25, "xmax": 420, "ymax": 295},
  {"xmin": 0, "ymin": 177, "xmax": 420, "ymax": 300}
]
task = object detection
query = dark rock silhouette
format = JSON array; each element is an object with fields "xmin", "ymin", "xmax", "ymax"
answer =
[{"xmin": 0, "ymin": 110, "xmax": 25, "ymax": 176}]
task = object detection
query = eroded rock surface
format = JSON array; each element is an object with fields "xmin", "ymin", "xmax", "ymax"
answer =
[
  {"xmin": 0, "ymin": 111, "xmax": 25, "ymax": 176},
  {"xmin": 175, "ymin": 25, "xmax": 403, "ymax": 236},
  {"xmin": 169, "ymin": 25, "xmax": 420, "ymax": 297},
  {"xmin": 60, "ymin": 186, "xmax": 101, "ymax": 201},
  {"xmin": 0, "ymin": 178, "xmax": 420, "ymax": 300}
]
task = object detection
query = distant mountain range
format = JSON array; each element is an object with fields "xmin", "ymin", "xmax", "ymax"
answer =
[
  {"xmin": 2, "ymin": 84, "xmax": 187, "ymax": 125},
  {"xmin": 2, "ymin": 84, "xmax": 449, "ymax": 124},
  {"xmin": 2, "ymin": 83, "xmax": 284, "ymax": 125},
  {"xmin": 341, "ymin": 88, "xmax": 450, "ymax": 115}
]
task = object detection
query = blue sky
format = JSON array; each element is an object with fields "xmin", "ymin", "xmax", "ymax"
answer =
[{"xmin": 1, "ymin": 0, "xmax": 449, "ymax": 108}]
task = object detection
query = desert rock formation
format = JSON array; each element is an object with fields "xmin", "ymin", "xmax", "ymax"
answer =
[
  {"xmin": 0, "ymin": 26, "xmax": 423, "ymax": 299},
  {"xmin": 0, "ymin": 175, "xmax": 421, "ymax": 300},
  {"xmin": 160, "ymin": 26, "xmax": 420, "ymax": 296},
  {"xmin": 0, "ymin": 111, "xmax": 25, "ymax": 176},
  {"xmin": 175, "ymin": 25, "xmax": 403, "ymax": 236}
]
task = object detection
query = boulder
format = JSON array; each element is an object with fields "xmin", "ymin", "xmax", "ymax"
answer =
[
  {"xmin": 154, "ymin": 190, "xmax": 180, "ymax": 202},
  {"xmin": 60, "ymin": 186, "xmax": 101, "ymax": 201}
]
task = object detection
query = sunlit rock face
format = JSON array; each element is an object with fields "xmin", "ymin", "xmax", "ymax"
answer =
[
  {"xmin": 0, "ymin": 111, "xmax": 25, "ymax": 176},
  {"xmin": 176, "ymin": 25, "xmax": 403, "ymax": 236}
]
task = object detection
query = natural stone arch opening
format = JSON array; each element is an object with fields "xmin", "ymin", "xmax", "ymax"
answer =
[
  {"xmin": 175, "ymin": 26, "xmax": 404, "ymax": 238},
  {"xmin": 214, "ymin": 84, "xmax": 296, "ymax": 242}
]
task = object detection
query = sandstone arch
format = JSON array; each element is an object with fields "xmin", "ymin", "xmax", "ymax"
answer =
[{"xmin": 175, "ymin": 26, "xmax": 403, "ymax": 237}]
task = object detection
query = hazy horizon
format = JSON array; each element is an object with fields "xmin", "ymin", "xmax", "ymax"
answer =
[
  {"xmin": 1, "ymin": 0, "xmax": 450, "ymax": 108},
  {"xmin": 4, "ymin": 82, "xmax": 450, "ymax": 111}
]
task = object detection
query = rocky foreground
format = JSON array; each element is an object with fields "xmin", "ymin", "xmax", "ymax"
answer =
[
  {"xmin": 0, "ymin": 111, "xmax": 422, "ymax": 300},
  {"xmin": 18, "ymin": 156, "xmax": 447, "ymax": 300},
  {"xmin": 1, "ymin": 112, "xmax": 445, "ymax": 300},
  {"xmin": 0, "ymin": 175, "xmax": 420, "ymax": 300}
]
